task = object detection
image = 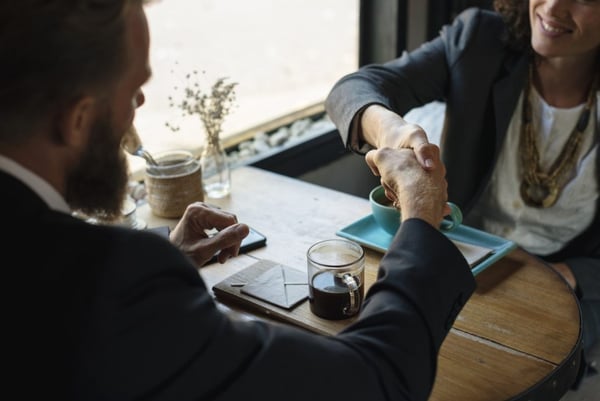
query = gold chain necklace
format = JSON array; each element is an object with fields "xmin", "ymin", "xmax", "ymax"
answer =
[{"xmin": 519, "ymin": 64, "xmax": 598, "ymax": 208}]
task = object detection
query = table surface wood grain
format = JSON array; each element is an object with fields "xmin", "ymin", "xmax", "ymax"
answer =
[{"xmin": 137, "ymin": 165, "xmax": 582, "ymax": 401}]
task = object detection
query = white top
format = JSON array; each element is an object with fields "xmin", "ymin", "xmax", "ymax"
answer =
[
  {"xmin": 468, "ymin": 90, "xmax": 599, "ymax": 256},
  {"xmin": 0, "ymin": 154, "xmax": 70, "ymax": 213}
]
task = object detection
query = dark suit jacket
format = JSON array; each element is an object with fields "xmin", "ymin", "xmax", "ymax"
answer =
[
  {"xmin": 325, "ymin": 8, "xmax": 600, "ymax": 303},
  {"xmin": 3, "ymin": 170, "xmax": 475, "ymax": 400}
]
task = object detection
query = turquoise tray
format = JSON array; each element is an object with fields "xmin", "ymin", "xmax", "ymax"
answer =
[{"xmin": 336, "ymin": 214, "xmax": 517, "ymax": 276}]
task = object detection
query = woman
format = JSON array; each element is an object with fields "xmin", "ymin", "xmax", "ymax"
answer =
[{"xmin": 325, "ymin": 0, "xmax": 599, "ymax": 383}]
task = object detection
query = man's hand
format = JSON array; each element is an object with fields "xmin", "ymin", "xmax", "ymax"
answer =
[
  {"xmin": 169, "ymin": 202, "xmax": 249, "ymax": 266},
  {"xmin": 365, "ymin": 147, "xmax": 449, "ymax": 228},
  {"xmin": 361, "ymin": 104, "xmax": 439, "ymax": 170}
]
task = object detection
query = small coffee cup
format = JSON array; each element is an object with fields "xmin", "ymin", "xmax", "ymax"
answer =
[
  {"xmin": 307, "ymin": 238, "xmax": 365, "ymax": 320},
  {"xmin": 369, "ymin": 185, "xmax": 462, "ymax": 235}
]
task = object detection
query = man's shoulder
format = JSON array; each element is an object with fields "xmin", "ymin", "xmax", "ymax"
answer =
[{"xmin": 29, "ymin": 215, "xmax": 193, "ymax": 284}]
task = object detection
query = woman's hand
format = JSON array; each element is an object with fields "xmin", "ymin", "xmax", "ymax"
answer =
[{"xmin": 361, "ymin": 104, "xmax": 439, "ymax": 170}]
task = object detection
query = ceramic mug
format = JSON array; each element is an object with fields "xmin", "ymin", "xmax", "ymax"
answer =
[{"xmin": 369, "ymin": 185, "xmax": 462, "ymax": 235}]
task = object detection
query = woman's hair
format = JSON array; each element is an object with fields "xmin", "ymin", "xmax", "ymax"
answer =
[
  {"xmin": 494, "ymin": 0, "xmax": 531, "ymax": 50},
  {"xmin": 0, "ymin": 0, "xmax": 140, "ymax": 142}
]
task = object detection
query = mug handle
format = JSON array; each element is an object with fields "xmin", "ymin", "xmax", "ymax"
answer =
[
  {"xmin": 341, "ymin": 273, "xmax": 360, "ymax": 316},
  {"xmin": 440, "ymin": 202, "xmax": 463, "ymax": 231}
]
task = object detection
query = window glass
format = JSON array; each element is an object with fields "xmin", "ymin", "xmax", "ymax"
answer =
[{"xmin": 131, "ymin": 0, "xmax": 359, "ymax": 173}]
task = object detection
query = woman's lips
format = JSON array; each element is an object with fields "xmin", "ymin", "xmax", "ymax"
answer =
[{"xmin": 538, "ymin": 14, "xmax": 572, "ymax": 37}]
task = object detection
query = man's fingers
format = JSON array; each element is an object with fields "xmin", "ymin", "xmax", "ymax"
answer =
[
  {"xmin": 212, "ymin": 223, "xmax": 249, "ymax": 250},
  {"xmin": 209, "ymin": 224, "xmax": 249, "ymax": 263},
  {"xmin": 202, "ymin": 207, "xmax": 238, "ymax": 230},
  {"xmin": 442, "ymin": 202, "xmax": 452, "ymax": 217}
]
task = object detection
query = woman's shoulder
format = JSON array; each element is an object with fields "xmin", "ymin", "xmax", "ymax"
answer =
[
  {"xmin": 444, "ymin": 7, "xmax": 506, "ymax": 38},
  {"xmin": 454, "ymin": 7, "xmax": 504, "ymax": 27},
  {"xmin": 440, "ymin": 7, "xmax": 508, "ymax": 57}
]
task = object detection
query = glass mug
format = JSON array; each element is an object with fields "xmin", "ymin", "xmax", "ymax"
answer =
[{"xmin": 307, "ymin": 238, "xmax": 365, "ymax": 320}]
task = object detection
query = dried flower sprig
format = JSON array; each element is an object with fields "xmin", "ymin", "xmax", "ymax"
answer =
[{"xmin": 166, "ymin": 70, "xmax": 238, "ymax": 146}]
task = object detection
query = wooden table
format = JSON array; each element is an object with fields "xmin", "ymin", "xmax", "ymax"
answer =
[{"xmin": 138, "ymin": 166, "xmax": 582, "ymax": 401}]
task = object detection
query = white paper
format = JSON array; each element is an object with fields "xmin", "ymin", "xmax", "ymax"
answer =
[{"xmin": 452, "ymin": 240, "xmax": 494, "ymax": 267}]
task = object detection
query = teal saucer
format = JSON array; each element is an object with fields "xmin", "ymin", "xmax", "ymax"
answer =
[{"xmin": 336, "ymin": 215, "xmax": 517, "ymax": 276}]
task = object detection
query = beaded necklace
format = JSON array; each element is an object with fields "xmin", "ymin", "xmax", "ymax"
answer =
[{"xmin": 519, "ymin": 64, "xmax": 598, "ymax": 208}]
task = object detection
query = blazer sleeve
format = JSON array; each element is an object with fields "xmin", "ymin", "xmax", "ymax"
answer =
[
  {"xmin": 75, "ymin": 219, "xmax": 475, "ymax": 401},
  {"xmin": 324, "ymin": 7, "xmax": 496, "ymax": 150}
]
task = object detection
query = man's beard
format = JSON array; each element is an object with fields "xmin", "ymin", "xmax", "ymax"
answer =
[{"xmin": 66, "ymin": 111, "xmax": 129, "ymax": 220}]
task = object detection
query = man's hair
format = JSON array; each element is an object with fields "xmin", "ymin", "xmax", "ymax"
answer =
[
  {"xmin": 493, "ymin": 0, "xmax": 531, "ymax": 51},
  {"xmin": 0, "ymin": 0, "xmax": 139, "ymax": 142}
]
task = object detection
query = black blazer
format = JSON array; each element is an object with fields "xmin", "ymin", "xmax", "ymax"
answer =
[
  {"xmin": 325, "ymin": 7, "xmax": 600, "ymax": 302},
  {"xmin": 3, "ymin": 170, "xmax": 474, "ymax": 400}
]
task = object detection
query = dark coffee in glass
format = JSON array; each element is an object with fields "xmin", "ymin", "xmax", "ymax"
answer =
[
  {"xmin": 309, "ymin": 271, "xmax": 364, "ymax": 320},
  {"xmin": 307, "ymin": 239, "xmax": 365, "ymax": 320}
]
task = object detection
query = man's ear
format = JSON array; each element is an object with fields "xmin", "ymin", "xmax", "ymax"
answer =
[{"xmin": 57, "ymin": 96, "xmax": 97, "ymax": 147}]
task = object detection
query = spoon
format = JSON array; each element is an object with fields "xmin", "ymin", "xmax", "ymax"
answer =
[{"xmin": 121, "ymin": 125, "xmax": 159, "ymax": 168}]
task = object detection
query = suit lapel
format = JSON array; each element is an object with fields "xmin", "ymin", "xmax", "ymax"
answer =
[{"xmin": 492, "ymin": 54, "xmax": 529, "ymax": 152}]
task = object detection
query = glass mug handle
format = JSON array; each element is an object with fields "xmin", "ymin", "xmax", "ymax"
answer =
[
  {"xmin": 341, "ymin": 273, "xmax": 360, "ymax": 316},
  {"xmin": 440, "ymin": 202, "xmax": 463, "ymax": 231}
]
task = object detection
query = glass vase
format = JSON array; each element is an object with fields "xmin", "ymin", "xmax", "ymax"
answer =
[{"xmin": 200, "ymin": 137, "xmax": 231, "ymax": 198}]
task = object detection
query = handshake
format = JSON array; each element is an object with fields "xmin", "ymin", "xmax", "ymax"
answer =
[{"xmin": 164, "ymin": 146, "xmax": 452, "ymax": 269}]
